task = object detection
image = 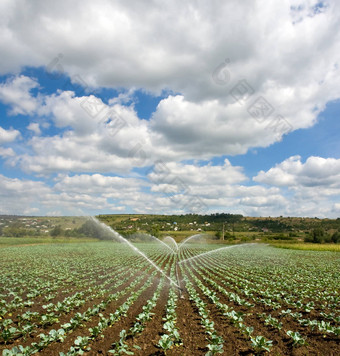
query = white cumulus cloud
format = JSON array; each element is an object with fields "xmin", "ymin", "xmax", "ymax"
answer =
[
  {"xmin": 0, "ymin": 126, "xmax": 20, "ymax": 144},
  {"xmin": 0, "ymin": 75, "xmax": 40, "ymax": 115},
  {"xmin": 254, "ymin": 155, "xmax": 340, "ymax": 188}
]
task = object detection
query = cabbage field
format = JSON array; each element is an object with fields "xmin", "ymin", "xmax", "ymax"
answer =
[{"xmin": 0, "ymin": 235, "xmax": 339, "ymax": 355}]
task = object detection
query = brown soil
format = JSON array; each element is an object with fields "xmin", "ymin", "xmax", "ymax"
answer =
[{"xmin": 1, "ymin": 255, "xmax": 339, "ymax": 356}]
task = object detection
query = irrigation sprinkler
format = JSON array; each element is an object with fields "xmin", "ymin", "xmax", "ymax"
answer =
[{"xmin": 91, "ymin": 217, "xmax": 181, "ymax": 289}]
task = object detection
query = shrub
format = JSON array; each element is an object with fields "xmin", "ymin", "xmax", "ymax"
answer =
[
  {"xmin": 331, "ymin": 231, "xmax": 340, "ymax": 244},
  {"xmin": 50, "ymin": 225, "xmax": 62, "ymax": 237},
  {"xmin": 305, "ymin": 228, "xmax": 325, "ymax": 243}
]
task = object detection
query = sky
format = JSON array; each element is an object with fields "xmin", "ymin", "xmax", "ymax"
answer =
[{"xmin": 0, "ymin": 0, "xmax": 339, "ymax": 218}]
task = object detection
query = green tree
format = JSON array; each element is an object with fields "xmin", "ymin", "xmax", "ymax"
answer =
[
  {"xmin": 77, "ymin": 220, "xmax": 111, "ymax": 240},
  {"xmin": 305, "ymin": 227, "xmax": 325, "ymax": 243},
  {"xmin": 2, "ymin": 227, "xmax": 27, "ymax": 237},
  {"xmin": 150, "ymin": 225, "xmax": 160, "ymax": 238},
  {"xmin": 50, "ymin": 225, "xmax": 62, "ymax": 237},
  {"xmin": 331, "ymin": 231, "xmax": 340, "ymax": 244}
]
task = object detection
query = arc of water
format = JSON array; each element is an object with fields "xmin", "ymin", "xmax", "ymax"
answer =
[
  {"xmin": 163, "ymin": 236, "xmax": 179, "ymax": 253},
  {"xmin": 179, "ymin": 243, "xmax": 257, "ymax": 264},
  {"xmin": 91, "ymin": 217, "xmax": 180, "ymax": 288},
  {"xmin": 142, "ymin": 233, "xmax": 175, "ymax": 254},
  {"xmin": 178, "ymin": 233, "xmax": 206, "ymax": 248}
]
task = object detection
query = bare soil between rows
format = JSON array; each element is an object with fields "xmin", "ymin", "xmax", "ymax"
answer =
[{"xmin": 1, "ymin": 254, "xmax": 339, "ymax": 355}]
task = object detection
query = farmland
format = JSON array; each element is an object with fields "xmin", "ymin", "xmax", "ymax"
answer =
[{"xmin": 0, "ymin": 224, "xmax": 339, "ymax": 355}]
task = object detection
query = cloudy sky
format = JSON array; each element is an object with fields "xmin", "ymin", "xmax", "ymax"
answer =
[{"xmin": 0, "ymin": 0, "xmax": 339, "ymax": 217}]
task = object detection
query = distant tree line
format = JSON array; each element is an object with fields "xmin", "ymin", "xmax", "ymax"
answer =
[
  {"xmin": 99, "ymin": 213, "xmax": 243, "ymax": 225},
  {"xmin": 250, "ymin": 219, "xmax": 292, "ymax": 232},
  {"xmin": 0, "ymin": 220, "xmax": 105, "ymax": 239},
  {"xmin": 304, "ymin": 228, "xmax": 340, "ymax": 244}
]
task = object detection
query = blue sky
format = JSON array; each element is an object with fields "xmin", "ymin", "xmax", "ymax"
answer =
[
  {"xmin": 229, "ymin": 100, "xmax": 340, "ymax": 177},
  {"xmin": 0, "ymin": 0, "xmax": 339, "ymax": 217}
]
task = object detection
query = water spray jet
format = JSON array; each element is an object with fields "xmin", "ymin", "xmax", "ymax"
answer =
[
  {"xmin": 179, "ymin": 243, "xmax": 257, "ymax": 264},
  {"xmin": 163, "ymin": 236, "xmax": 179, "ymax": 253},
  {"xmin": 139, "ymin": 233, "xmax": 176, "ymax": 254},
  {"xmin": 178, "ymin": 233, "xmax": 207, "ymax": 248},
  {"xmin": 91, "ymin": 217, "xmax": 181, "ymax": 289}
]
